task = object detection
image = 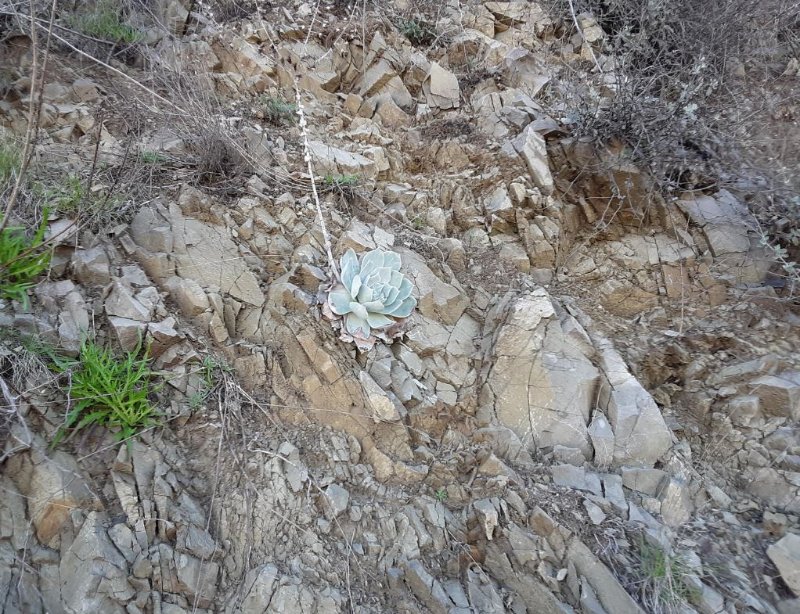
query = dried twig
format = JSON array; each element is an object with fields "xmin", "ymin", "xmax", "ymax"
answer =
[{"xmin": 0, "ymin": 0, "xmax": 55, "ymax": 231}]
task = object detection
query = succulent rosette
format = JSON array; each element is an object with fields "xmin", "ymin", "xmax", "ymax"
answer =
[{"xmin": 323, "ymin": 248, "xmax": 416, "ymax": 350}]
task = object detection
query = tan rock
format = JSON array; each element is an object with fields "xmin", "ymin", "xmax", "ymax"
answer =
[
  {"xmin": 423, "ymin": 62, "xmax": 461, "ymax": 110},
  {"xmin": 398, "ymin": 248, "xmax": 469, "ymax": 326},
  {"xmin": 597, "ymin": 346, "xmax": 672, "ymax": 467},
  {"xmin": 105, "ymin": 280, "xmax": 152, "ymax": 322},
  {"xmin": 508, "ymin": 124, "xmax": 554, "ymax": 195},
  {"xmin": 307, "ymin": 140, "xmax": 377, "ymax": 179},
  {"xmin": 482, "ymin": 290, "xmax": 598, "ymax": 457},
  {"xmin": 165, "ymin": 276, "xmax": 209, "ymax": 317},
  {"xmin": 25, "ymin": 451, "xmax": 100, "ymax": 546},
  {"xmin": 748, "ymin": 372, "xmax": 800, "ymax": 420}
]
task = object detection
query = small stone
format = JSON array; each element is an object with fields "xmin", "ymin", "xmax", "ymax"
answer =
[
  {"xmin": 165, "ymin": 276, "xmax": 210, "ymax": 317},
  {"xmin": 323, "ymin": 484, "xmax": 350, "ymax": 519},
  {"xmin": 658, "ymin": 478, "xmax": 693, "ymax": 527},
  {"xmin": 583, "ymin": 500, "xmax": 606, "ymax": 525},
  {"xmin": 105, "ymin": 280, "xmax": 152, "ymax": 322},
  {"xmin": 473, "ymin": 499, "xmax": 499, "ymax": 540},
  {"xmin": 72, "ymin": 246, "xmax": 111, "ymax": 285}
]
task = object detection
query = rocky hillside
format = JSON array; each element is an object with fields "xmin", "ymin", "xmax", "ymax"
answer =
[{"xmin": 0, "ymin": 1, "xmax": 799, "ymax": 613}]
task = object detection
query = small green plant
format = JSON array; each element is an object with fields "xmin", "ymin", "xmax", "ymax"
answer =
[
  {"xmin": 322, "ymin": 173, "xmax": 360, "ymax": 188},
  {"xmin": 51, "ymin": 339, "xmax": 160, "ymax": 447},
  {"xmin": 0, "ymin": 140, "xmax": 20, "ymax": 186},
  {"xmin": 187, "ymin": 354, "xmax": 231, "ymax": 409},
  {"xmin": 139, "ymin": 150, "xmax": 168, "ymax": 165},
  {"xmin": 0, "ymin": 212, "xmax": 51, "ymax": 306},
  {"xmin": 399, "ymin": 18, "xmax": 436, "ymax": 46},
  {"xmin": 434, "ymin": 488, "xmax": 448, "ymax": 502},
  {"xmin": 41, "ymin": 175, "xmax": 84, "ymax": 213},
  {"xmin": 68, "ymin": 1, "xmax": 142, "ymax": 44},
  {"xmin": 188, "ymin": 391, "xmax": 206, "ymax": 410},
  {"xmin": 637, "ymin": 537, "xmax": 697, "ymax": 612},
  {"xmin": 262, "ymin": 97, "xmax": 297, "ymax": 126}
]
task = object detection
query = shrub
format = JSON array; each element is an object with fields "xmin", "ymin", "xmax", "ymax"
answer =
[
  {"xmin": 68, "ymin": 1, "xmax": 142, "ymax": 44},
  {"xmin": 0, "ymin": 140, "xmax": 20, "ymax": 187},
  {"xmin": 51, "ymin": 339, "xmax": 160, "ymax": 447},
  {"xmin": 0, "ymin": 212, "xmax": 51, "ymax": 306},
  {"xmin": 261, "ymin": 97, "xmax": 297, "ymax": 126},
  {"xmin": 399, "ymin": 18, "xmax": 437, "ymax": 46},
  {"xmin": 550, "ymin": 0, "xmax": 798, "ymax": 189},
  {"xmin": 636, "ymin": 537, "xmax": 698, "ymax": 613}
]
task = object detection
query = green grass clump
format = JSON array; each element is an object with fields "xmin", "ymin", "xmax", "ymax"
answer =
[
  {"xmin": 399, "ymin": 19, "xmax": 436, "ymax": 46},
  {"xmin": 69, "ymin": 2, "xmax": 142, "ymax": 44},
  {"xmin": 262, "ymin": 97, "xmax": 297, "ymax": 125},
  {"xmin": 139, "ymin": 150, "xmax": 168, "ymax": 165},
  {"xmin": 322, "ymin": 173, "xmax": 360, "ymax": 187},
  {"xmin": 39, "ymin": 174, "xmax": 84, "ymax": 213},
  {"xmin": 0, "ymin": 213, "xmax": 51, "ymax": 306},
  {"xmin": 637, "ymin": 538, "xmax": 698, "ymax": 612},
  {"xmin": 52, "ymin": 340, "xmax": 160, "ymax": 447},
  {"xmin": 0, "ymin": 140, "xmax": 20, "ymax": 186},
  {"xmin": 188, "ymin": 354, "xmax": 231, "ymax": 409}
]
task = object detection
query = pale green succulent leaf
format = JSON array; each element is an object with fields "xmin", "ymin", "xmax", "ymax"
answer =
[
  {"xmin": 341, "ymin": 249, "xmax": 359, "ymax": 289},
  {"xmin": 382, "ymin": 251, "xmax": 402, "ymax": 272},
  {"xmin": 391, "ymin": 296, "xmax": 417, "ymax": 318},
  {"xmin": 359, "ymin": 250, "xmax": 384, "ymax": 278},
  {"xmin": 333, "ymin": 248, "xmax": 417, "ymax": 341},
  {"xmin": 357, "ymin": 284, "xmax": 373, "ymax": 303},
  {"xmin": 345, "ymin": 313, "xmax": 370, "ymax": 337},
  {"xmin": 329, "ymin": 287, "xmax": 353, "ymax": 315},
  {"xmin": 350, "ymin": 273, "xmax": 362, "ymax": 298},
  {"xmin": 367, "ymin": 313, "xmax": 394, "ymax": 329},
  {"xmin": 349, "ymin": 301, "xmax": 369, "ymax": 320}
]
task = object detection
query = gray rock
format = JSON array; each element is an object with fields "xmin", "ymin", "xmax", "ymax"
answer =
[
  {"xmin": 359, "ymin": 371, "xmax": 402, "ymax": 422},
  {"xmin": 508, "ymin": 124, "xmax": 554, "ymax": 195},
  {"xmin": 230, "ymin": 564, "xmax": 278, "ymax": 613},
  {"xmin": 768, "ymin": 533, "xmax": 800, "ymax": 596},
  {"xmin": 323, "ymin": 484, "xmax": 350, "ymax": 519},
  {"xmin": 277, "ymin": 442, "xmax": 308, "ymax": 493},
  {"xmin": 422, "ymin": 62, "xmax": 460, "ymax": 110},
  {"xmin": 60, "ymin": 512, "xmax": 132, "ymax": 613},
  {"xmin": 403, "ymin": 559, "xmax": 455, "ymax": 613},
  {"xmin": 176, "ymin": 524, "xmax": 217, "ymax": 560},
  {"xmin": 473, "ymin": 499, "xmax": 500, "ymax": 540},
  {"xmin": 748, "ymin": 372, "xmax": 800, "ymax": 420},
  {"xmin": 398, "ymin": 248, "xmax": 469, "ymax": 326},
  {"xmin": 72, "ymin": 246, "xmax": 111, "ymax": 285},
  {"xmin": 552, "ymin": 465, "xmax": 602, "ymax": 496},
  {"xmin": 105, "ymin": 280, "xmax": 152, "ymax": 322},
  {"xmin": 165, "ymin": 276, "xmax": 209, "ymax": 317},
  {"xmin": 307, "ymin": 140, "xmax": 377, "ymax": 179},
  {"xmin": 24, "ymin": 450, "xmax": 99, "ymax": 547},
  {"xmin": 598, "ymin": 346, "xmax": 672, "ymax": 467},
  {"xmin": 567, "ymin": 539, "xmax": 644, "ymax": 614},
  {"xmin": 621, "ymin": 467, "xmax": 667, "ymax": 496},
  {"xmin": 584, "ymin": 500, "xmax": 607, "ymax": 525},
  {"xmin": 658, "ymin": 478, "xmax": 694, "ymax": 527},
  {"xmin": 108, "ymin": 316, "xmax": 146, "ymax": 351},
  {"xmin": 601, "ymin": 474, "xmax": 628, "ymax": 514}
]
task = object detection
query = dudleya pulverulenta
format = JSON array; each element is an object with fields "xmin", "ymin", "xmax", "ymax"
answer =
[{"xmin": 325, "ymin": 248, "xmax": 416, "ymax": 350}]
